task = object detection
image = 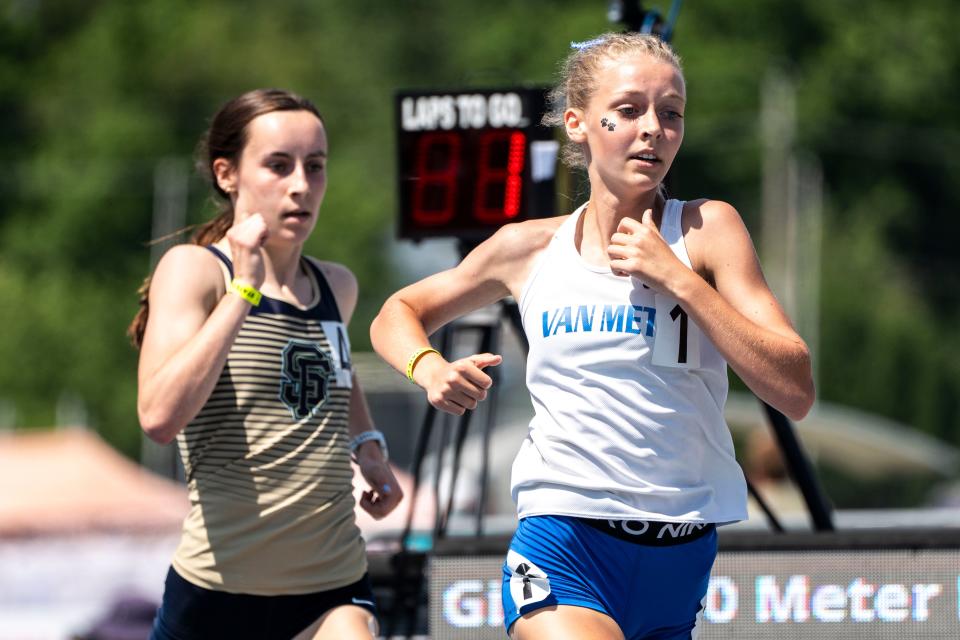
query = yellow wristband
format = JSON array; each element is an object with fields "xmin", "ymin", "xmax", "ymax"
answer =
[
  {"xmin": 406, "ymin": 347, "xmax": 441, "ymax": 383},
  {"xmin": 229, "ymin": 279, "xmax": 262, "ymax": 306}
]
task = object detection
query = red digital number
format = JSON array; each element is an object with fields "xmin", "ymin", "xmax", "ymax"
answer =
[
  {"xmin": 473, "ymin": 130, "xmax": 527, "ymax": 223},
  {"xmin": 411, "ymin": 132, "xmax": 461, "ymax": 225}
]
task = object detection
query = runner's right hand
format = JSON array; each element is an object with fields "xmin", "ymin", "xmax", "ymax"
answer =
[
  {"xmin": 417, "ymin": 353, "xmax": 502, "ymax": 416},
  {"xmin": 226, "ymin": 213, "xmax": 269, "ymax": 289}
]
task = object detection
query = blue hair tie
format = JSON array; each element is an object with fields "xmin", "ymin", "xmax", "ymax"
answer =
[{"xmin": 570, "ymin": 37, "xmax": 605, "ymax": 51}]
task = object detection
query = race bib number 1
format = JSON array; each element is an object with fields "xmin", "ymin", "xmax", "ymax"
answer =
[{"xmin": 651, "ymin": 294, "xmax": 700, "ymax": 369}]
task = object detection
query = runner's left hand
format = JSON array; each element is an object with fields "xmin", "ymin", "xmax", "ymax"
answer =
[
  {"xmin": 357, "ymin": 454, "xmax": 403, "ymax": 519},
  {"xmin": 608, "ymin": 208, "xmax": 686, "ymax": 292}
]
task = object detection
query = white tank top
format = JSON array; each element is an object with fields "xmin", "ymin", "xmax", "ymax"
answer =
[{"xmin": 513, "ymin": 199, "xmax": 747, "ymax": 524}]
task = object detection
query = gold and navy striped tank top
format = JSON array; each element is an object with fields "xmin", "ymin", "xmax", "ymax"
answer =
[{"xmin": 171, "ymin": 246, "xmax": 366, "ymax": 595}]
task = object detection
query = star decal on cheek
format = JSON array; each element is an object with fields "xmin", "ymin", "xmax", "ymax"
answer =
[{"xmin": 600, "ymin": 117, "xmax": 616, "ymax": 132}]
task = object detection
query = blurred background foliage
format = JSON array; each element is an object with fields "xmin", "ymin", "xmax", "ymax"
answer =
[{"xmin": 1, "ymin": 0, "xmax": 958, "ymax": 497}]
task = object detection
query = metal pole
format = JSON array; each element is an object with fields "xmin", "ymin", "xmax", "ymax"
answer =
[
  {"xmin": 762, "ymin": 402, "xmax": 835, "ymax": 531},
  {"xmin": 140, "ymin": 158, "xmax": 188, "ymax": 480}
]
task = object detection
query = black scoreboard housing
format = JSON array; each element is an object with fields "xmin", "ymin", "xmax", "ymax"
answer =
[{"xmin": 395, "ymin": 86, "xmax": 557, "ymax": 242}]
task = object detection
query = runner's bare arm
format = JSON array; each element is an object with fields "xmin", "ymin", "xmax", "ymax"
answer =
[
  {"xmin": 680, "ymin": 200, "xmax": 814, "ymax": 419},
  {"xmin": 371, "ymin": 220, "xmax": 557, "ymax": 414},
  {"xmin": 137, "ymin": 245, "xmax": 252, "ymax": 443}
]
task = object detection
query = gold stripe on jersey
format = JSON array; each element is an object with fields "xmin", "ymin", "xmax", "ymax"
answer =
[{"xmin": 172, "ymin": 310, "xmax": 366, "ymax": 595}]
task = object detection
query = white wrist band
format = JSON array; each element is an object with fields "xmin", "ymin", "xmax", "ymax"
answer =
[{"xmin": 349, "ymin": 430, "xmax": 388, "ymax": 462}]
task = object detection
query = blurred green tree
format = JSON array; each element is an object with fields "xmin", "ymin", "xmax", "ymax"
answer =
[{"xmin": 0, "ymin": 0, "xmax": 957, "ymax": 476}]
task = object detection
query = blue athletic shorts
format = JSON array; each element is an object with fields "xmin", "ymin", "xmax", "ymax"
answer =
[
  {"xmin": 149, "ymin": 566, "xmax": 378, "ymax": 640},
  {"xmin": 502, "ymin": 515, "xmax": 717, "ymax": 639}
]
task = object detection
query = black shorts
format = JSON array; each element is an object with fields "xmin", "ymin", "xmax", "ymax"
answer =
[{"xmin": 149, "ymin": 566, "xmax": 378, "ymax": 640}]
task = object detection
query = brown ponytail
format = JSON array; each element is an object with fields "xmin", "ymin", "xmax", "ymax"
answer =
[{"xmin": 127, "ymin": 89, "xmax": 323, "ymax": 349}]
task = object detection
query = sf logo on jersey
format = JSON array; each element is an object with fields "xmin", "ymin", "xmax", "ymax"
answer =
[{"xmin": 280, "ymin": 340, "xmax": 335, "ymax": 420}]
